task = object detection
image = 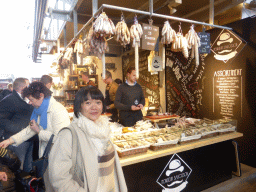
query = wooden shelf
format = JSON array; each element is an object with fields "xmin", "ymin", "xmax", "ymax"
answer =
[
  {"xmin": 64, "ymin": 89, "xmax": 79, "ymax": 91},
  {"xmin": 53, "ymin": 96, "xmax": 65, "ymax": 98},
  {"xmin": 76, "ymin": 65, "xmax": 87, "ymax": 68},
  {"xmin": 119, "ymin": 132, "xmax": 243, "ymax": 167}
]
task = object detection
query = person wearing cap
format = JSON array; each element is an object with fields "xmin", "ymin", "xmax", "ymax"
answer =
[
  {"xmin": 102, "ymin": 70, "xmax": 119, "ymax": 122},
  {"xmin": 115, "ymin": 67, "xmax": 145, "ymax": 126},
  {"xmin": 81, "ymin": 72, "xmax": 95, "ymax": 87}
]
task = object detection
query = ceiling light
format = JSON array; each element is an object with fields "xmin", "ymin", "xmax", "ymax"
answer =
[{"xmin": 168, "ymin": 6, "xmax": 177, "ymax": 15}]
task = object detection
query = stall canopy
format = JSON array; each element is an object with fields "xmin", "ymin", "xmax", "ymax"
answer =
[{"xmin": 32, "ymin": 0, "xmax": 249, "ymax": 63}]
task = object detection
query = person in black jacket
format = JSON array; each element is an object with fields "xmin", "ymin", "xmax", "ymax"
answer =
[
  {"xmin": 0, "ymin": 78, "xmax": 33, "ymax": 173},
  {"xmin": 0, "ymin": 83, "xmax": 13, "ymax": 101},
  {"xmin": 115, "ymin": 67, "xmax": 145, "ymax": 126}
]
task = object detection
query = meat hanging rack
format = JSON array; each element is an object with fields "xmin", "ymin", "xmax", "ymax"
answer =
[
  {"xmin": 66, "ymin": 3, "xmax": 232, "ymax": 51},
  {"xmin": 63, "ymin": 3, "xmax": 233, "ymax": 78}
]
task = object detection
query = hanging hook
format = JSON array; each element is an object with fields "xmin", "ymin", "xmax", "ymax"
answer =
[
  {"xmin": 148, "ymin": 16, "xmax": 153, "ymax": 25},
  {"xmin": 179, "ymin": 22, "xmax": 182, "ymax": 33},
  {"xmin": 134, "ymin": 14, "xmax": 138, "ymax": 24},
  {"xmin": 202, "ymin": 25, "xmax": 206, "ymax": 33},
  {"xmin": 121, "ymin": 11, "xmax": 124, "ymax": 21}
]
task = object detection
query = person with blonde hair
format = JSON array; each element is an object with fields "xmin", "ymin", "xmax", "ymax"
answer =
[{"xmin": 0, "ymin": 83, "xmax": 13, "ymax": 101}]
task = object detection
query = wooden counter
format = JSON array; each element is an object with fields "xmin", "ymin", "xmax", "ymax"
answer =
[{"xmin": 120, "ymin": 132, "xmax": 243, "ymax": 166}]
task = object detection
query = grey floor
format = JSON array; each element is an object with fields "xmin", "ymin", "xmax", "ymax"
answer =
[{"xmin": 202, "ymin": 164, "xmax": 256, "ymax": 192}]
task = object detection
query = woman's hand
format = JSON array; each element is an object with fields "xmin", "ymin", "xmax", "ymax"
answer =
[
  {"xmin": 0, "ymin": 172, "xmax": 7, "ymax": 181},
  {"xmin": 29, "ymin": 119, "xmax": 40, "ymax": 134},
  {"xmin": 0, "ymin": 138, "xmax": 14, "ymax": 148}
]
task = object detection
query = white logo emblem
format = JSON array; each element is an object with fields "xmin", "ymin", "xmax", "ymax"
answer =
[
  {"xmin": 134, "ymin": 99, "xmax": 139, "ymax": 105},
  {"xmin": 211, "ymin": 29, "xmax": 243, "ymax": 63},
  {"xmin": 157, "ymin": 154, "xmax": 192, "ymax": 192}
]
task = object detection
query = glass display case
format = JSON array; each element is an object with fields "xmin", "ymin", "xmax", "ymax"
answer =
[{"xmin": 110, "ymin": 118, "xmax": 237, "ymax": 157}]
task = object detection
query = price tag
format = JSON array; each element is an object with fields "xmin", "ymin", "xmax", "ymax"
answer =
[
  {"xmin": 142, "ymin": 23, "xmax": 159, "ymax": 51},
  {"xmin": 198, "ymin": 29, "xmax": 211, "ymax": 54}
]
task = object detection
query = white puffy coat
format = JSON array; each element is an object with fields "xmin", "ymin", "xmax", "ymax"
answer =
[{"xmin": 11, "ymin": 97, "xmax": 70, "ymax": 157}]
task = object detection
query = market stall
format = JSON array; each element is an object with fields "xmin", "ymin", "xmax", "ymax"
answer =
[
  {"xmin": 109, "ymin": 116, "xmax": 242, "ymax": 191},
  {"xmin": 44, "ymin": 2, "xmax": 248, "ymax": 192}
]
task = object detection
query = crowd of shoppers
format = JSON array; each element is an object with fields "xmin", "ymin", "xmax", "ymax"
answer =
[
  {"xmin": 0, "ymin": 78, "xmax": 34, "ymax": 172},
  {"xmin": 0, "ymin": 68, "xmax": 143, "ymax": 191}
]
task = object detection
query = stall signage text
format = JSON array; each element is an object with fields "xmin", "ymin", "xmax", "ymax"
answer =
[{"xmin": 142, "ymin": 23, "xmax": 159, "ymax": 51}]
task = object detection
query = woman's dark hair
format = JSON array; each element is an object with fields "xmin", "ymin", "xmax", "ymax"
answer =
[
  {"xmin": 114, "ymin": 78, "xmax": 123, "ymax": 85},
  {"xmin": 74, "ymin": 86, "xmax": 105, "ymax": 118},
  {"xmin": 22, "ymin": 81, "xmax": 52, "ymax": 99}
]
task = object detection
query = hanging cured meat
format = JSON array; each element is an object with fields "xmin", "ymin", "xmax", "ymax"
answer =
[
  {"xmin": 87, "ymin": 12, "xmax": 116, "ymax": 59},
  {"xmin": 93, "ymin": 12, "xmax": 116, "ymax": 37},
  {"xmin": 161, "ymin": 20, "xmax": 176, "ymax": 45},
  {"xmin": 171, "ymin": 25, "xmax": 189, "ymax": 59},
  {"xmin": 130, "ymin": 16, "xmax": 143, "ymax": 79},
  {"xmin": 87, "ymin": 27, "xmax": 109, "ymax": 59},
  {"xmin": 130, "ymin": 16, "xmax": 143, "ymax": 47},
  {"xmin": 115, "ymin": 18, "xmax": 130, "ymax": 47},
  {"xmin": 185, "ymin": 25, "xmax": 201, "ymax": 65}
]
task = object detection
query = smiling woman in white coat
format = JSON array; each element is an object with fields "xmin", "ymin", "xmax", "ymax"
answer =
[{"xmin": 44, "ymin": 86, "xmax": 127, "ymax": 192}]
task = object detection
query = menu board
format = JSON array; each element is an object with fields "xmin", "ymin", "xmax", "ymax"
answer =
[
  {"xmin": 165, "ymin": 44, "xmax": 205, "ymax": 117},
  {"xmin": 213, "ymin": 69, "xmax": 243, "ymax": 118},
  {"xmin": 122, "ymin": 50, "xmax": 160, "ymax": 105},
  {"xmin": 200, "ymin": 27, "xmax": 246, "ymax": 120}
]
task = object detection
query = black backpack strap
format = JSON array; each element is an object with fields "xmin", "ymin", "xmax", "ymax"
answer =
[{"xmin": 42, "ymin": 134, "xmax": 54, "ymax": 158}]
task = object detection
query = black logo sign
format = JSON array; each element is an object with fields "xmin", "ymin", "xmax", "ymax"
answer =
[
  {"xmin": 157, "ymin": 154, "xmax": 192, "ymax": 191},
  {"xmin": 211, "ymin": 29, "xmax": 244, "ymax": 63}
]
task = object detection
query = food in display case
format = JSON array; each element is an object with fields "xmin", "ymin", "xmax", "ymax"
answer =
[
  {"xmin": 180, "ymin": 128, "xmax": 202, "ymax": 144},
  {"xmin": 148, "ymin": 130, "xmax": 180, "ymax": 151},
  {"xmin": 199, "ymin": 126, "xmax": 219, "ymax": 139},
  {"xmin": 134, "ymin": 120, "xmax": 154, "ymax": 131},
  {"xmin": 113, "ymin": 132, "xmax": 151, "ymax": 157},
  {"xmin": 110, "ymin": 118, "xmax": 237, "ymax": 157}
]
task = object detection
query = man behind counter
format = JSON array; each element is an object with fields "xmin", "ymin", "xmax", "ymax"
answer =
[
  {"xmin": 115, "ymin": 67, "xmax": 145, "ymax": 126},
  {"xmin": 102, "ymin": 70, "xmax": 119, "ymax": 122},
  {"xmin": 81, "ymin": 72, "xmax": 95, "ymax": 87}
]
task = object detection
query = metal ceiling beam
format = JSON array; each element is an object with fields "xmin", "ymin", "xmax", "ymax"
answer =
[
  {"xmin": 209, "ymin": 0, "xmax": 214, "ymax": 25},
  {"xmin": 63, "ymin": 2, "xmax": 233, "ymax": 54},
  {"xmin": 73, "ymin": 9, "xmax": 78, "ymax": 36},
  {"xmin": 32, "ymin": 0, "xmax": 48, "ymax": 63},
  {"xmin": 99, "ymin": 4, "xmax": 232, "ymax": 30},
  {"xmin": 170, "ymin": 0, "xmax": 244, "ymax": 25},
  {"xmin": 92, "ymin": 0, "xmax": 98, "ymax": 15},
  {"xmin": 47, "ymin": 8, "xmax": 72, "ymax": 21}
]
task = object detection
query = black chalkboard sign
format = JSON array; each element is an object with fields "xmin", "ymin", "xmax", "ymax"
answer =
[
  {"xmin": 198, "ymin": 31, "xmax": 211, "ymax": 54},
  {"xmin": 122, "ymin": 50, "xmax": 160, "ymax": 106},
  {"xmin": 165, "ymin": 44, "xmax": 205, "ymax": 117}
]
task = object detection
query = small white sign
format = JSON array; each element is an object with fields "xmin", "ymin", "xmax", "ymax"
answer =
[{"xmin": 149, "ymin": 56, "xmax": 162, "ymax": 72}]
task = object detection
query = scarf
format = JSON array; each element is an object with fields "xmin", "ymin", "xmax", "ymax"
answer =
[
  {"xmin": 76, "ymin": 113, "xmax": 111, "ymax": 156},
  {"xmin": 30, "ymin": 97, "xmax": 51, "ymax": 130}
]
